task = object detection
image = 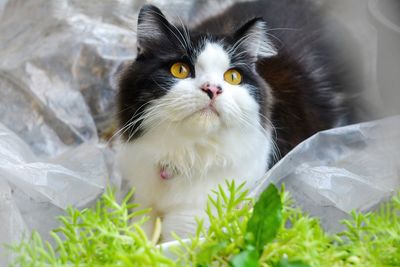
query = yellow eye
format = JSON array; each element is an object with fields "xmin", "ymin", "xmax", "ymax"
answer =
[
  {"xmin": 170, "ymin": 62, "xmax": 190, "ymax": 79},
  {"xmin": 224, "ymin": 69, "xmax": 242, "ymax": 85}
]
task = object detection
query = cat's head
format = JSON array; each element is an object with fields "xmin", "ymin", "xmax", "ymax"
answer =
[{"xmin": 118, "ymin": 5, "xmax": 276, "ymax": 141}]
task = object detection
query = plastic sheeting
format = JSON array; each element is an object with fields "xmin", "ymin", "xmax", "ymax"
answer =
[
  {"xmin": 252, "ymin": 116, "xmax": 400, "ymax": 232},
  {"xmin": 0, "ymin": 0, "xmax": 399, "ymax": 265},
  {"xmin": 0, "ymin": 0, "xmax": 140, "ymax": 264},
  {"xmin": 0, "ymin": 123, "xmax": 109, "ymax": 251}
]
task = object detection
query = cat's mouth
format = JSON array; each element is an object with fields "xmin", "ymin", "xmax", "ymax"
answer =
[
  {"xmin": 179, "ymin": 103, "xmax": 222, "ymax": 128},
  {"xmin": 199, "ymin": 104, "xmax": 220, "ymax": 116}
]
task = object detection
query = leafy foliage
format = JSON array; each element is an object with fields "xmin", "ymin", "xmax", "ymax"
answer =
[
  {"xmin": 9, "ymin": 188, "xmax": 174, "ymax": 267},
  {"xmin": 7, "ymin": 182, "xmax": 400, "ymax": 267},
  {"xmin": 231, "ymin": 184, "xmax": 284, "ymax": 267},
  {"xmin": 246, "ymin": 184, "xmax": 282, "ymax": 252}
]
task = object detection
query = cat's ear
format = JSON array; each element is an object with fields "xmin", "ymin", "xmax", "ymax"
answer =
[
  {"xmin": 233, "ymin": 18, "xmax": 277, "ymax": 59},
  {"xmin": 136, "ymin": 5, "xmax": 171, "ymax": 53}
]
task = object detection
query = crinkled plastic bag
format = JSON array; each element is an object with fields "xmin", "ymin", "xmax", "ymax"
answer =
[
  {"xmin": 0, "ymin": 123, "xmax": 111, "ymax": 264},
  {"xmin": 252, "ymin": 116, "xmax": 400, "ymax": 231}
]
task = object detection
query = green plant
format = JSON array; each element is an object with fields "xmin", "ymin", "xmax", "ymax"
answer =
[
  {"xmin": 9, "ymin": 188, "xmax": 174, "ymax": 267},
  {"xmin": 7, "ymin": 182, "xmax": 400, "ymax": 267}
]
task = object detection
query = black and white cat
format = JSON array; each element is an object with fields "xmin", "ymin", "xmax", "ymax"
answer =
[{"xmin": 117, "ymin": 1, "xmax": 363, "ymax": 240}]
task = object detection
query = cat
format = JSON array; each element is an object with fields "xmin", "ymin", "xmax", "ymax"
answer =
[{"xmin": 116, "ymin": 0, "xmax": 363, "ymax": 241}]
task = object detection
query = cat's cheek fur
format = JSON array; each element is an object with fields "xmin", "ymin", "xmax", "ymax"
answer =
[{"xmin": 217, "ymin": 84, "xmax": 262, "ymax": 128}]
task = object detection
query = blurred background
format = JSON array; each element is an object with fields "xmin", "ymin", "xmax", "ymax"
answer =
[{"xmin": 0, "ymin": 0, "xmax": 398, "ymax": 265}]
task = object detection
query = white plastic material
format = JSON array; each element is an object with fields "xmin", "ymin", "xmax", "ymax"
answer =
[
  {"xmin": 252, "ymin": 116, "xmax": 400, "ymax": 231},
  {"xmin": 0, "ymin": 123, "xmax": 111, "ymax": 263}
]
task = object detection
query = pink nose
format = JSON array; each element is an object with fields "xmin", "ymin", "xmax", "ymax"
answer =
[{"xmin": 201, "ymin": 83, "xmax": 223, "ymax": 100}]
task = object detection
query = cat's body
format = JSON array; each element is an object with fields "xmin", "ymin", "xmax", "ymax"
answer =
[{"xmin": 117, "ymin": 0, "xmax": 362, "ymax": 240}]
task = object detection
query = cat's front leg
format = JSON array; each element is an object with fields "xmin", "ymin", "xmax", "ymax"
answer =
[{"xmin": 139, "ymin": 208, "xmax": 158, "ymax": 240}]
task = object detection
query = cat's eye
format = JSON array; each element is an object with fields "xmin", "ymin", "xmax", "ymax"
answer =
[
  {"xmin": 170, "ymin": 62, "xmax": 190, "ymax": 79},
  {"xmin": 224, "ymin": 69, "xmax": 242, "ymax": 85}
]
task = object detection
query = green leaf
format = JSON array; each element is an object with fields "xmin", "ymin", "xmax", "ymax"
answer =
[
  {"xmin": 275, "ymin": 258, "xmax": 311, "ymax": 267},
  {"xmin": 246, "ymin": 184, "xmax": 282, "ymax": 252},
  {"xmin": 196, "ymin": 242, "xmax": 228, "ymax": 264},
  {"xmin": 230, "ymin": 247, "xmax": 259, "ymax": 267}
]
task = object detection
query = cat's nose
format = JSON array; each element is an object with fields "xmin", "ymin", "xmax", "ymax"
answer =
[{"xmin": 200, "ymin": 83, "xmax": 223, "ymax": 100}]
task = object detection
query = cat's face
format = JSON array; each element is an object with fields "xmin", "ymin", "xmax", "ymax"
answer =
[{"xmin": 118, "ymin": 5, "xmax": 276, "ymax": 141}]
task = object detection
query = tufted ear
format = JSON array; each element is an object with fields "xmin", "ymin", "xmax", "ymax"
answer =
[
  {"xmin": 136, "ymin": 5, "xmax": 172, "ymax": 53},
  {"xmin": 233, "ymin": 18, "xmax": 277, "ymax": 59}
]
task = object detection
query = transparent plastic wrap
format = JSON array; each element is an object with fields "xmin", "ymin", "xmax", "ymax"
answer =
[
  {"xmin": 0, "ymin": 123, "xmax": 111, "ymax": 264},
  {"xmin": 252, "ymin": 116, "xmax": 400, "ymax": 231}
]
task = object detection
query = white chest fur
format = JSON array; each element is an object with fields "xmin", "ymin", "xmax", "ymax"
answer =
[{"xmin": 117, "ymin": 123, "xmax": 271, "ymax": 240}]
